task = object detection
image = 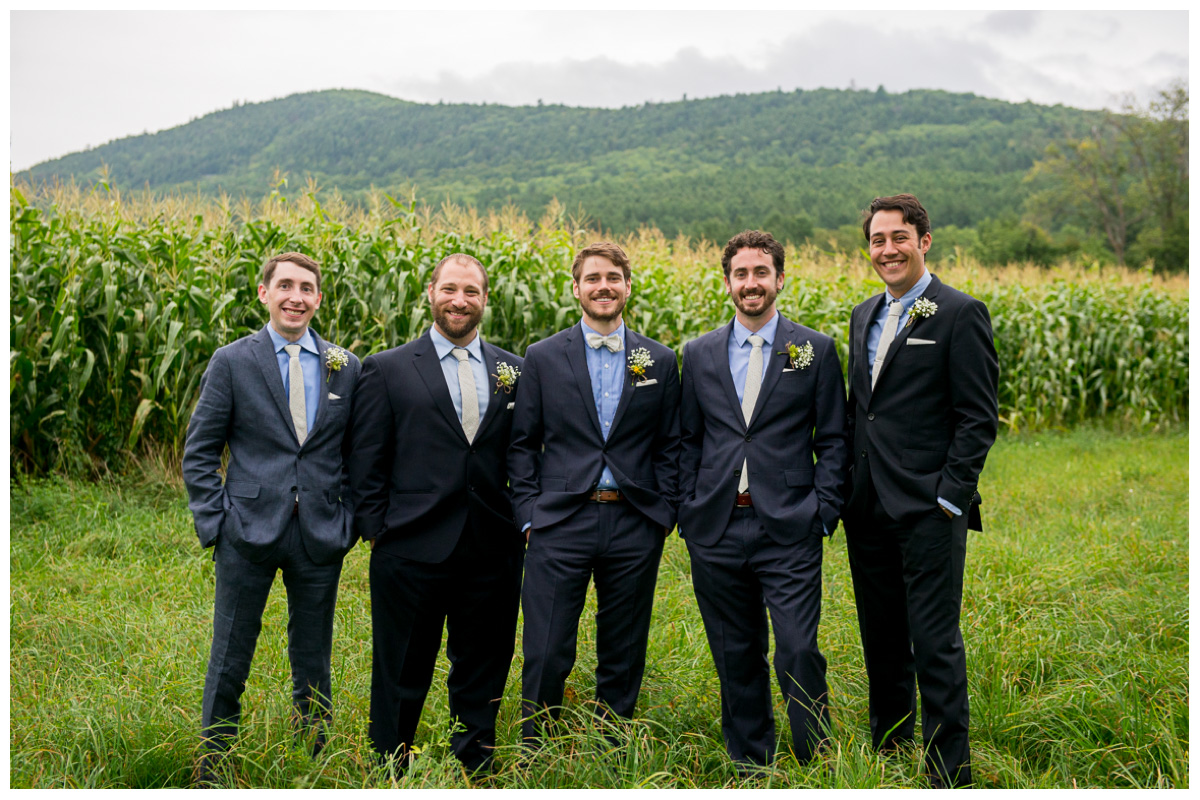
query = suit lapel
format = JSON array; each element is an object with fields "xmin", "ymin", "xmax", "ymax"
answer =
[
  {"xmin": 413, "ymin": 332, "xmax": 470, "ymax": 443},
  {"xmin": 252, "ymin": 325, "xmax": 301, "ymax": 443},
  {"xmin": 607, "ymin": 329, "xmax": 638, "ymax": 436},
  {"xmin": 476, "ymin": 341, "xmax": 506, "ymax": 436},
  {"xmin": 857, "ymin": 294, "xmax": 885, "ymax": 400},
  {"xmin": 876, "ymin": 274, "xmax": 942, "ymax": 386},
  {"xmin": 712, "ymin": 320, "xmax": 745, "ymax": 430},
  {"xmin": 747, "ymin": 316, "xmax": 789, "ymax": 429},
  {"xmin": 307, "ymin": 330, "xmax": 330, "ymax": 440},
  {"xmin": 564, "ymin": 325, "xmax": 604, "ymax": 439}
]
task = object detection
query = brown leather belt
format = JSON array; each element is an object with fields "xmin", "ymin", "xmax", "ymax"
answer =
[
  {"xmin": 735, "ymin": 492, "xmax": 753, "ymax": 507},
  {"xmin": 588, "ymin": 490, "xmax": 624, "ymax": 503}
]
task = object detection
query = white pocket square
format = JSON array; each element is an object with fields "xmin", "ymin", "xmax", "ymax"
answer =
[
  {"xmin": 636, "ymin": 379, "xmax": 659, "ymax": 387},
  {"xmin": 907, "ymin": 338, "xmax": 936, "ymax": 346},
  {"xmin": 782, "ymin": 368, "xmax": 796, "ymax": 373},
  {"xmin": 328, "ymin": 392, "xmax": 342, "ymax": 400},
  {"xmin": 507, "ymin": 401, "xmax": 515, "ymax": 410}
]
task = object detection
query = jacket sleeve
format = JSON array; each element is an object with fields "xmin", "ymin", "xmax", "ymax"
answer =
[
  {"xmin": 346, "ymin": 354, "xmax": 395, "ymax": 542},
  {"xmin": 677, "ymin": 342, "xmax": 703, "ymax": 507},
  {"xmin": 938, "ymin": 298, "xmax": 1000, "ymax": 510},
  {"xmin": 651, "ymin": 349, "xmax": 682, "ymax": 524},
  {"xmin": 811, "ymin": 336, "xmax": 850, "ymax": 534},
  {"xmin": 182, "ymin": 347, "xmax": 234, "ymax": 548},
  {"xmin": 507, "ymin": 346, "xmax": 544, "ymax": 530}
]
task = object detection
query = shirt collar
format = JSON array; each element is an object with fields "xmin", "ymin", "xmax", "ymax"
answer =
[
  {"xmin": 732, "ymin": 312, "xmax": 779, "ymax": 348},
  {"xmin": 430, "ymin": 325, "xmax": 483, "ymax": 362},
  {"xmin": 886, "ymin": 269, "xmax": 932, "ymax": 309},
  {"xmin": 580, "ymin": 319, "xmax": 626, "ymax": 345},
  {"xmin": 267, "ymin": 324, "xmax": 317, "ymax": 355}
]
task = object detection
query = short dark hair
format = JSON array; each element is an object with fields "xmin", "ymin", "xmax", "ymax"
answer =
[
  {"xmin": 261, "ymin": 251, "xmax": 321, "ymax": 292},
  {"xmin": 571, "ymin": 242, "xmax": 631, "ymax": 282},
  {"xmin": 862, "ymin": 194, "xmax": 931, "ymax": 241},
  {"xmin": 430, "ymin": 253, "xmax": 489, "ymax": 294},
  {"xmin": 721, "ymin": 230, "xmax": 785, "ymax": 280}
]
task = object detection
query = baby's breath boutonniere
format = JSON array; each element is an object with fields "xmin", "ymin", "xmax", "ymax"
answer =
[
  {"xmin": 906, "ymin": 298, "xmax": 938, "ymax": 328},
  {"xmin": 778, "ymin": 340, "xmax": 814, "ymax": 370},
  {"xmin": 628, "ymin": 347, "xmax": 655, "ymax": 384},
  {"xmin": 492, "ymin": 361, "xmax": 521, "ymax": 395},
  {"xmin": 324, "ymin": 346, "xmax": 349, "ymax": 383}
]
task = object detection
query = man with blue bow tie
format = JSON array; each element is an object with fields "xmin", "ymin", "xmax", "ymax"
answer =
[
  {"xmin": 843, "ymin": 194, "xmax": 999, "ymax": 788},
  {"xmin": 509, "ymin": 241, "xmax": 681, "ymax": 749}
]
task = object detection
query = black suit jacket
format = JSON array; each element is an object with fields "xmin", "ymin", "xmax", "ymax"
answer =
[
  {"xmin": 844, "ymin": 274, "xmax": 999, "ymax": 528},
  {"xmin": 347, "ymin": 330, "xmax": 523, "ymax": 563},
  {"xmin": 508, "ymin": 324, "xmax": 681, "ymax": 532},
  {"xmin": 678, "ymin": 315, "xmax": 849, "ymax": 546}
]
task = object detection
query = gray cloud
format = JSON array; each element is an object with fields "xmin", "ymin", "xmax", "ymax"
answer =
[{"xmin": 982, "ymin": 11, "xmax": 1040, "ymax": 36}]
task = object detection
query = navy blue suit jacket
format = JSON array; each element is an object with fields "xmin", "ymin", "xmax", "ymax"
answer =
[
  {"xmin": 182, "ymin": 324, "xmax": 362, "ymax": 565},
  {"xmin": 347, "ymin": 330, "xmax": 523, "ymax": 563},
  {"xmin": 678, "ymin": 315, "xmax": 849, "ymax": 546},
  {"xmin": 508, "ymin": 324, "xmax": 681, "ymax": 532}
]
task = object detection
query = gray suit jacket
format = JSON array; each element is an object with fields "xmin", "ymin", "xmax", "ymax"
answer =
[{"xmin": 183, "ymin": 323, "xmax": 362, "ymax": 565}]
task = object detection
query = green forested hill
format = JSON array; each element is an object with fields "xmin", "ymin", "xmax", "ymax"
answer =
[{"xmin": 20, "ymin": 88, "xmax": 1105, "ymax": 238}]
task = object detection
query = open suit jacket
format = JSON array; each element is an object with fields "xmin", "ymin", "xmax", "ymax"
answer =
[
  {"xmin": 348, "ymin": 330, "xmax": 524, "ymax": 561},
  {"xmin": 843, "ymin": 274, "xmax": 999, "ymax": 528},
  {"xmin": 183, "ymin": 324, "xmax": 362, "ymax": 566},
  {"xmin": 508, "ymin": 325, "xmax": 681, "ymax": 533},
  {"xmin": 678, "ymin": 315, "xmax": 849, "ymax": 545}
]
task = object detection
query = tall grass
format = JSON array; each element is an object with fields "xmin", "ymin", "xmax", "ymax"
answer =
[
  {"xmin": 8, "ymin": 428, "xmax": 1188, "ymax": 788},
  {"xmin": 9, "ymin": 180, "xmax": 1187, "ymax": 474}
]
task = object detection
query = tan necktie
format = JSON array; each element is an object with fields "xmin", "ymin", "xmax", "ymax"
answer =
[
  {"xmin": 284, "ymin": 344, "xmax": 307, "ymax": 446},
  {"xmin": 871, "ymin": 300, "xmax": 903, "ymax": 390},
  {"xmin": 738, "ymin": 334, "xmax": 764, "ymax": 494},
  {"xmin": 452, "ymin": 348, "xmax": 479, "ymax": 442}
]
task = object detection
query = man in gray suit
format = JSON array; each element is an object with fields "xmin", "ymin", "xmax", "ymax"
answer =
[{"xmin": 183, "ymin": 251, "xmax": 361, "ymax": 785}]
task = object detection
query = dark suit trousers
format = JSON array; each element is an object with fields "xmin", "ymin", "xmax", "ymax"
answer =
[
  {"xmin": 844, "ymin": 487, "xmax": 972, "ymax": 788},
  {"xmin": 686, "ymin": 507, "xmax": 830, "ymax": 766},
  {"xmin": 521, "ymin": 501, "xmax": 664, "ymax": 743},
  {"xmin": 368, "ymin": 523, "xmax": 523, "ymax": 769},
  {"xmin": 201, "ymin": 515, "xmax": 343, "ymax": 751}
]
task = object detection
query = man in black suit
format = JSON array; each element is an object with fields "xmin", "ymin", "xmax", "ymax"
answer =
[
  {"xmin": 843, "ymin": 194, "xmax": 999, "ymax": 788},
  {"xmin": 678, "ymin": 229, "xmax": 849, "ymax": 769},
  {"xmin": 508, "ymin": 241, "xmax": 681, "ymax": 746},
  {"xmin": 183, "ymin": 252, "xmax": 361, "ymax": 785},
  {"xmin": 348, "ymin": 253, "xmax": 525, "ymax": 773}
]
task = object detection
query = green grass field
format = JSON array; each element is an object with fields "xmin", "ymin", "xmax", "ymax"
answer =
[{"xmin": 8, "ymin": 427, "xmax": 1188, "ymax": 788}]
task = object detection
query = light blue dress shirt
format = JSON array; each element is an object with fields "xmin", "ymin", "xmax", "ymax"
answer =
[
  {"xmin": 863, "ymin": 270, "xmax": 960, "ymax": 517},
  {"xmin": 581, "ymin": 319, "xmax": 625, "ymax": 491},
  {"xmin": 727, "ymin": 313, "xmax": 779, "ymax": 405},
  {"xmin": 429, "ymin": 327, "xmax": 490, "ymax": 424},
  {"xmin": 268, "ymin": 325, "xmax": 320, "ymax": 435}
]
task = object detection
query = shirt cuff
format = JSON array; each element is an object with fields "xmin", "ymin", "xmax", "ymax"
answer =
[
  {"xmin": 938, "ymin": 497, "xmax": 963, "ymax": 516},
  {"xmin": 522, "ymin": 522, "xmax": 532, "ymax": 533}
]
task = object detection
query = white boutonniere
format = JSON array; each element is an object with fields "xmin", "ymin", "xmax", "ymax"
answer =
[
  {"xmin": 778, "ymin": 340, "xmax": 814, "ymax": 370},
  {"xmin": 492, "ymin": 361, "xmax": 521, "ymax": 394},
  {"xmin": 906, "ymin": 298, "xmax": 938, "ymax": 328},
  {"xmin": 628, "ymin": 347, "xmax": 655, "ymax": 384},
  {"xmin": 324, "ymin": 346, "xmax": 349, "ymax": 382}
]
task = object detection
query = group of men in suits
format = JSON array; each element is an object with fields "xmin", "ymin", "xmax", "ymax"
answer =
[{"xmin": 182, "ymin": 193, "xmax": 998, "ymax": 788}]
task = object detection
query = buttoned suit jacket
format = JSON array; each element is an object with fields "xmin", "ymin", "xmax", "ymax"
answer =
[
  {"xmin": 347, "ymin": 330, "xmax": 524, "ymax": 563},
  {"xmin": 678, "ymin": 314, "xmax": 849, "ymax": 546},
  {"xmin": 508, "ymin": 325, "xmax": 681, "ymax": 533},
  {"xmin": 843, "ymin": 274, "xmax": 999, "ymax": 528},
  {"xmin": 183, "ymin": 323, "xmax": 362, "ymax": 566}
]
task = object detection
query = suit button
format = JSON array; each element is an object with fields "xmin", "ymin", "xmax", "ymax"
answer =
[
  {"xmin": 867, "ymin": 413, "xmax": 875, "ymax": 421},
  {"xmin": 860, "ymin": 451, "xmax": 866, "ymax": 459},
  {"xmin": 733, "ymin": 468, "xmax": 741, "ymax": 476},
  {"xmin": 290, "ymin": 486, "xmax": 298, "ymax": 492},
  {"xmin": 470, "ymin": 448, "xmax": 476, "ymax": 454},
  {"xmin": 469, "ymin": 485, "xmax": 475, "ymax": 492},
  {"xmin": 744, "ymin": 435, "xmax": 752, "ymax": 442}
]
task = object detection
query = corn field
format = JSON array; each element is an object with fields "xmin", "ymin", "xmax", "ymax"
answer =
[{"xmin": 9, "ymin": 181, "xmax": 1188, "ymax": 475}]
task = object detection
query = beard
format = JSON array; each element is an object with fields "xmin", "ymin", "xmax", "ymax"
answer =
[
  {"xmin": 580, "ymin": 291, "xmax": 627, "ymax": 323},
  {"xmin": 432, "ymin": 302, "xmax": 483, "ymax": 340},
  {"xmin": 731, "ymin": 286, "xmax": 777, "ymax": 318}
]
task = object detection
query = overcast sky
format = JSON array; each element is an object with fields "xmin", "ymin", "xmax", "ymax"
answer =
[{"xmin": 8, "ymin": 8, "xmax": 1191, "ymax": 172}]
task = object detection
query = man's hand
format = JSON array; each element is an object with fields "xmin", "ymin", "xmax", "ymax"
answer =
[
  {"xmin": 940, "ymin": 506, "xmax": 954, "ymax": 519},
  {"xmin": 526, "ymin": 528, "xmax": 532, "ymax": 543},
  {"xmin": 368, "ymin": 537, "xmax": 376, "ymax": 550}
]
